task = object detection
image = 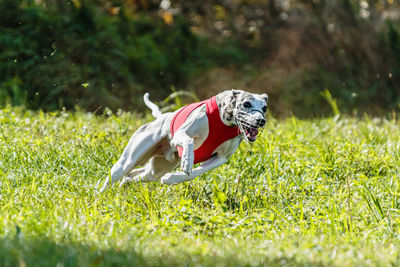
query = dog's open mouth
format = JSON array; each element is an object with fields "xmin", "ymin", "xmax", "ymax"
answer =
[
  {"xmin": 243, "ymin": 125, "xmax": 259, "ymax": 142},
  {"xmin": 234, "ymin": 111, "xmax": 264, "ymax": 142}
]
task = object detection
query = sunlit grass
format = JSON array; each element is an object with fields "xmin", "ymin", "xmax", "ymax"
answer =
[{"xmin": 1, "ymin": 107, "xmax": 400, "ymax": 266}]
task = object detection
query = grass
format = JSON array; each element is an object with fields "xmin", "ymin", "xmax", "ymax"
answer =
[{"xmin": 1, "ymin": 106, "xmax": 400, "ymax": 266}]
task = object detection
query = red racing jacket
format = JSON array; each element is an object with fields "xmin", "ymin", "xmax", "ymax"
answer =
[{"xmin": 170, "ymin": 96, "xmax": 240, "ymax": 164}]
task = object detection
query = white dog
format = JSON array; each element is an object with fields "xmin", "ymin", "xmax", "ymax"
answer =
[{"xmin": 99, "ymin": 89, "xmax": 268, "ymax": 191}]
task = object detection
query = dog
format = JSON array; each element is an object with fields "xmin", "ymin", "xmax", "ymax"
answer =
[{"xmin": 99, "ymin": 89, "xmax": 268, "ymax": 191}]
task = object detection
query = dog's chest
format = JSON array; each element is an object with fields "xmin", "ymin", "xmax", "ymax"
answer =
[{"xmin": 171, "ymin": 97, "xmax": 240, "ymax": 164}]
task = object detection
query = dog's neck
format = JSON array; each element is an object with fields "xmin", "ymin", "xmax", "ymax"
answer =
[{"xmin": 215, "ymin": 91, "xmax": 237, "ymax": 127}]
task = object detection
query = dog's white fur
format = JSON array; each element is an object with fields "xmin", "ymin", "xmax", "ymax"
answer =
[{"xmin": 99, "ymin": 89, "xmax": 268, "ymax": 191}]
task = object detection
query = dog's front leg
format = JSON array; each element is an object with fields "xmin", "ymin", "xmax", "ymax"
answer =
[
  {"xmin": 170, "ymin": 105, "xmax": 209, "ymax": 175},
  {"xmin": 161, "ymin": 156, "xmax": 226, "ymax": 185},
  {"xmin": 170, "ymin": 131, "xmax": 195, "ymax": 175}
]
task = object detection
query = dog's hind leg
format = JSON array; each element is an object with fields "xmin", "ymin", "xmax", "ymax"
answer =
[
  {"xmin": 127, "ymin": 167, "xmax": 146, "ymax": 178},
  {"xmin": 100, "ymin": 166, "xmax": 147, "ymax": 192},
  {"xmin": 120, "ymin": 155, "xmax": 179, "ymax": 188},
  {"xmin": 118, "ymin": 167, "xmax": 145, "ymax": 188},
  {"xmin": 99, "ymin": 117, "xmax": 169, "ymax": 192}
]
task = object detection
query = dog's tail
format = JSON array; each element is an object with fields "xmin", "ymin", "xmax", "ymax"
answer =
[{"xmin": 144, "ymin": 93, "xmax": 162, "ymax": 118}]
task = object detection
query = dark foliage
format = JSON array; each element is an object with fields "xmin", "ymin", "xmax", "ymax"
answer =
[
  {"xmin": 0, "ymin": 0, "xmax": 245, "ymax": 111},
  {"xmin": 1, "ymin": 0, "xmax": 400, "ymax": 116}
]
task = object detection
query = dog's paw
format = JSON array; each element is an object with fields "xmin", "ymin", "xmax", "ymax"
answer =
[
  {"xmin": 161, "ymin": 173, "xmax": 177, "ymax": 185},
  {"xmin": 161, "ymin": 172, "xmax": 187, "ymax": 185},
  {"xmin": 98, "ymin": 176, "xmax": 110, "ymax": 193},
  {"xmin": 119, "ymin": 177, "xmax": 133, "ymax": 189}
]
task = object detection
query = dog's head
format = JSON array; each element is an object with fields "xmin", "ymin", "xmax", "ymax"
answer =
[{"xmin": 220, "ymin": 89, "xmax": 268, "ymax": 142}]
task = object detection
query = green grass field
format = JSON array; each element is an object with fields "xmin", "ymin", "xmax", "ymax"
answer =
[{"xmin": 1, "ymin": 107, "xmax": 400, "ymax": 266}]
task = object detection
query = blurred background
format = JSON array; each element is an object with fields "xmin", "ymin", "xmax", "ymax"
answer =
[{"xmin": 1, "ymin": 0, "xmax": 400, "ymax": 117}]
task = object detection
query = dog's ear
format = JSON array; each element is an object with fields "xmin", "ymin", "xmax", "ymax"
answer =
[
  {"xmin": 231, "ymin": 89, "xmax": 241, "ymax": 97},
  {"xmin": 261, "ymin": 93, "xmax": 268, "ymax": 103},
  {"xmin": 230, "ymin": 89, "xmax": 239, "ymax": 106},
  {"xmin": 222, "ymin": 90, "xmax": 239, "ymax": 122}
]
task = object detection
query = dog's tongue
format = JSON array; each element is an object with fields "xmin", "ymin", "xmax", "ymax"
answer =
[{"xmin": 247, "ymin": 128, "xmax": 259, "ymax": 140}]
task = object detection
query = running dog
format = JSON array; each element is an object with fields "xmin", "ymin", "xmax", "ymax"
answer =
[{"xmin": 99, "ymin": 89, "xmax": 268, "ymax": 191}]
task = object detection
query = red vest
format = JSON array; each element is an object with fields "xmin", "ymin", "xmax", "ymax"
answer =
[{"xmin": 170, "ymin": 96, "xmax": 240, "ymax": 164}]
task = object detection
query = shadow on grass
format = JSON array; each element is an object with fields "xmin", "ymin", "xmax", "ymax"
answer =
[
  {"xmin": 0, "ymin": 237, "xmax": 147, "ymax": 267},
  {"xmin": 0, "ymin": 237, "xmax": 323, "ymax": 267}
]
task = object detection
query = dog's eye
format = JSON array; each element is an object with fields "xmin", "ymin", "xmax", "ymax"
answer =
[
  {"xmin": 262, "ymin": 106, "xmax": 267, "ymax": 113},
  {"xmin": 243, "ymin": 102, "xmax": 252, "ymax": 108}
]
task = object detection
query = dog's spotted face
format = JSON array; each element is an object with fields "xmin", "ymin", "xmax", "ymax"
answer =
[{"xmin": 232, "ymin": 90, "xmax": 268, "ymax": 142}]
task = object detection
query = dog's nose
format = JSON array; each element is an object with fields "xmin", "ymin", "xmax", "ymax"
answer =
[{"xmin": 257, "ymin": 118, "xmax": 266, "ymax": 127}]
